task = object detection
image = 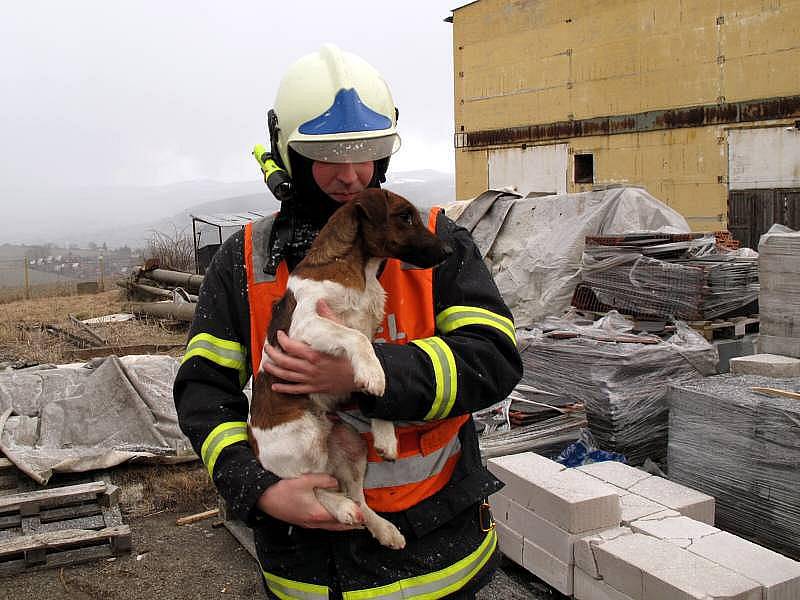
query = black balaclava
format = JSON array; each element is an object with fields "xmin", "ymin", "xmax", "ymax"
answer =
[{"xmin": 266, "ymin": 148, "xmax": 390, "ymax": 272}]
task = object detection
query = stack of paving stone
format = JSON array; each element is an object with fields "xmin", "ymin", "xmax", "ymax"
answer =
[
  {"xmin": 488, "ymin": 452, "xmax": 800, "ymax": 599},
  {"xmin": 759, "ymin": 228, "xmax": 800, "ymax": 356},
  {"xmin": 668, "ymin": 374, "xmax": 800, "ymax": 560}
]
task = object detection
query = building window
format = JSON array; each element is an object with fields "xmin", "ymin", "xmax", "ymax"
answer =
[{"xmin": 574, "ymin": 154, "xmax": 594, "ymax": 184}]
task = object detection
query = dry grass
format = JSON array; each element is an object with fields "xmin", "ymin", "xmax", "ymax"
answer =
[
  {"xmin": 0, "ymin": 282, "xmax": 79, "ymax": 304},
  {"xmin": 0, "ymin": 288, "xmax": 188, "ymax": 364},
  {"xmin": 109, "ymin": 462, "xmax": 218, "ymax": 517}
]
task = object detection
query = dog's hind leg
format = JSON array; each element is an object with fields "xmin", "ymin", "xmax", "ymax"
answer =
[
  {"xmin": 314, "ymin": 488, "xmax": 364, "ymax": 526},
  {"xmin": 328, "ymin": 423, "xmax": 406, "ymax": 550}
]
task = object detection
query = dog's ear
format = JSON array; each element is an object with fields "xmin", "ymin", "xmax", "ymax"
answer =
[{"xmin": 355, "ymin": 189, "xmax": 389, "ymax": 227}]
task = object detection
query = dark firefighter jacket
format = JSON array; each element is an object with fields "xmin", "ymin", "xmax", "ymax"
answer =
[{"xmin": 173, "ymin": 207, "xmax": 523, "ymax": 599}]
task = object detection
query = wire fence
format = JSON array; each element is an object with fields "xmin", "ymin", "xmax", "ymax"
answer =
[{"xmin": 0, "ymin": 256, "xmax": 143, "ymax": 302}]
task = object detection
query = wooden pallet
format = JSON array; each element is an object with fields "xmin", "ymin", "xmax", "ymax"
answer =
[
  {"xmin": 0, "ymin": 461, "xmax": 131, "ymax": 575},
  {"xmin": 689, "ymin": 317, "xmax": 760, "ymax": 341}
]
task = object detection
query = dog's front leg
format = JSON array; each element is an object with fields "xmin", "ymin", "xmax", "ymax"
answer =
[
  {"xmin": 371, "ymin": 418, "xmax": 398, "ymax": 461},
  {"xmin": 297, "ymin": 315, "xmax": 386, "ymax": 397}
]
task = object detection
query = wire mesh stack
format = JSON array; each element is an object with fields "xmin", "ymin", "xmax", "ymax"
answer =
[
  {"xmin": 516, "ymin": 317, "xmax": 717, "ymax": 465},
  {"xmin": 573, "ymin": 233, "xmax": 759, "ymax": 320},
  {"xmin": 668, "ymin": 374, "xmax": 800, "ymax": 560}
]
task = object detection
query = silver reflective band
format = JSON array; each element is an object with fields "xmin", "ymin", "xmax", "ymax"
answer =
[{"xmin": 291, "ymin": 134, "xmax": 401, "ymax": 163}]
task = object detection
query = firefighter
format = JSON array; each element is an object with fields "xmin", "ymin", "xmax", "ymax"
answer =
[{"xmin": 173, "ymin": 44, "xmax": 522, "ymax": 599}]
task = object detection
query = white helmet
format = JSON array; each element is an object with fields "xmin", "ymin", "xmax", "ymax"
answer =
[{"xmin": 271, "ymin": 44, "xmax": 401, "ymax": 176}]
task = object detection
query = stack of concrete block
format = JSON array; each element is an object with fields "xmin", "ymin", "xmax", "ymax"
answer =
[
  {"xmin": 488, "ymin": 453, "xmax": 800, "ymax": 599},
  {"xmin": 668, "ymin": 374, "xmax": 800, "ymax": 559},
  {"xmin": 729, "ymin": 353, "xmax": 800, "ymax": 377},
  {"xmin": 759, "ymin": 228, "xmax": 800, "ymax": 357}
]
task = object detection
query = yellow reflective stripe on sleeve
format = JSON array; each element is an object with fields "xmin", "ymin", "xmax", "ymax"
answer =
[
  {"xmin": 263, "ymin": 571, "xmax": 330, "ymax": 600},
  {"xmin": 411, "ymin": 337, "xmax": 457, "ymax": 421},
  {"xmin": 435, "ymin": 306, "xmax": 516, "ymax": 346},
  {"xmin": 183, "ymin": 332, "xmax": 247, "ymax": 386},
  {"xmin": 342, "ymin": 528, "xmax": 497, "ymax": 600},
  {"xmin": 201, "ymin": 421, "xmax": 248, "ymax": 478}
]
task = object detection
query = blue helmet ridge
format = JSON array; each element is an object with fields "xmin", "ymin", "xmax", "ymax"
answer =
[{"xmin": 299, "ymin": 88, "xmax": 392, "ymax": 135}]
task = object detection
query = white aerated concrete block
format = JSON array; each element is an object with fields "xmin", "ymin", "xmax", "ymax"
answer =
[
  {"xmin": 630, "ymin": 514, "xmax": 719, "ymax": 549},
  {"xmin": 577, "ymin": 461, "xmax": 653, "ymax": 490},
  {"xmin": 574, "ymin": 567, "xmax": 636, "ymax": 600},
  {"xmin": 489, "ymin": 491, "xmax": 511, "ymax": 523},
  {"xmin": 686, "ymin": 531, "xmax": 800, "ymax": 600},
  {"xmin": 574, "ymin": 527, "xmax": 634, "ymax": 579},
  {"xmin": 487, "ymin": 452, "xmax": 565, "ymax": 507},
  {"xmin": 628, "ymin": 475, "xmax": 715, "ymax": 524},
  {"xmin": 495, "ymin": 520, "xmax": 523, "ymax": 566},
  {"xmin": 618, "ymin": 493, "xmax": 677, "ymax": 525},
  {"xmin": 506, "ymin": 497, "xmax": 611, "ymax": 564},
  {"xmin": 488, "ymin": 453, "xmax": 621, "ymax": 534},
  {"xmin": 594, "ymin": 533, "xmax": 761, "ymax": 600},
  {"xmin": 527, "ymin": 469, "xmax": 621, "ymax": 534},
  {"xmin": 522, "ymin": 538, "xmax": 573, "ymax": 596},
  {"xmin": 730, "ymin": 353, "xmax": 800, "ymax": 377}
]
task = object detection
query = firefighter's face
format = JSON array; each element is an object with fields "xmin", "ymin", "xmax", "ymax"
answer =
[{"xmin": 312, "ymin": 161, "xmax": 374, "ymax": 204}]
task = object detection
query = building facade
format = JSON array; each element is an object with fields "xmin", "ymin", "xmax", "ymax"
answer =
[{"xmin": 450, "ymin": 0, "xmax": 800, "ymax": 244}]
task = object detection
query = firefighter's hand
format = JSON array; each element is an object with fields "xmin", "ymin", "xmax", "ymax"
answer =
[
  {"xmin": 262, "ymin": 301, "xmax": 359, "ymax": 395},
  {"xmin": 256, "ymin": 473, "xmax": 364, "ymax": 530}
]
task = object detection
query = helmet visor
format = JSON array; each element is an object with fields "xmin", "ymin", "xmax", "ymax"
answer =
[{"xmin": 290, "ymin": 134, "xmax": 401, "ymax": 164}]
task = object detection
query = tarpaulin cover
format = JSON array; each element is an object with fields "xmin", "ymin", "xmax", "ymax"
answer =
[
  {"xmin": 451, "ymin": 186, "xmax": 690, "ymax": 328},
  {"xmin": 0, "ymin": 355, "xmax": 195, "ymax": 484}
]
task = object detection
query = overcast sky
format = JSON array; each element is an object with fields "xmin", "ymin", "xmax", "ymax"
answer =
[{"xmin": 0, "ymin": 1, "xmax": 459, "ymax": 205}]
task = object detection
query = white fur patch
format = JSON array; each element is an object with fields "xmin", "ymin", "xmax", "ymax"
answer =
[{"xmin": 249, "ymin": 413, "xmax": 330, "ymax": 478}]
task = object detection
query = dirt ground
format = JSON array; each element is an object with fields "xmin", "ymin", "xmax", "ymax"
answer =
[{"xmin": 2, "ymin": 508, "xmax": 561, "ymax": 600}]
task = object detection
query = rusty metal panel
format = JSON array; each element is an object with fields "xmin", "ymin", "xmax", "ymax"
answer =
[{"xmin": 457, "ymin": 96, "xmax": 800, "ymax": 149}]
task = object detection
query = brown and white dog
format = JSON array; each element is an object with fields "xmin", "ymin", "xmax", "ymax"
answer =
[{"xmin": 248, "ymin": 188, "xmax": 451, "ymax": 549}]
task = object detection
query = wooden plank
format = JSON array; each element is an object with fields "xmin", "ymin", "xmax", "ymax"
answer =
[
  {"xmin": 176, "ymin": 508, "xmax": 219, "ymax": 526},
  {"xmin": 64, "ymin": 343, "xmax": 185, "ymax": 361},
  {"xmin": 751, "ymin": 387, "xmax": 800, "ymax": 401},
  {"xmin": 0, "ymin": 544, "xmax": 112, "ymax": 577},
  {"xmin": 0, "ymin": 482, "xmax": 106, "ymax": 515},
  {"xmin": 0, "ymin": 525, "xmax": 131, "ymax": 558}
]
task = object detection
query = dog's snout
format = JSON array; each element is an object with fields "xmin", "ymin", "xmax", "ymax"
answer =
[{"xmin": 442, "ymin": 243, "xmax": 454, "ymax": 257}]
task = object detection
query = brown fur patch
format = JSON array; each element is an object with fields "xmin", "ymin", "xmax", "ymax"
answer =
[{"xmin": 249, "ymin": 289, "xmax": 313, "ymax": 430}]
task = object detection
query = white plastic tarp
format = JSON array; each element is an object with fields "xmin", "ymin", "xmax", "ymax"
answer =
[
  {"xmin": 0, "ymin": 355, "xmax": 195, "ymax": 484},
  {"xmin": 451, "ymin": 186, "xmax": 690, "ymax": 328}
]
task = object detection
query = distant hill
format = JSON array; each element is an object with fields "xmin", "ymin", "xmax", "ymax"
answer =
[{"xmin": 20, "ymin": 170, "xmax": 456, "ymax": 249}]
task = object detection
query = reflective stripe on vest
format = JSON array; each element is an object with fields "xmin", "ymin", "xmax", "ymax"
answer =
[
  {"xmin": 260, "ymin": 528, "xmax": 497, "ymax": 600},
  {"xmin": 201, "ymin": 421, "xmax": 248, "ymax": 478},
  {"xmin": 410, "ymin": 336, "xmax": 457, "ymax": 420},
  {"xmin": 244, "ymin": 208, "xmax": 469, "ymax": 513},
  {"xmin": 436, "ymin": 305, "xmax": 517, "ymax": 346},
  {"xmin": 263, "ymin": 571, "xmax": 330, "ymax": 600},
  {"xmin": 342, "ymin": 528, "xmax": 498, "ymax": 600},
  {"xmin": 183, "ymin": 332, "xmax": 248, "ymax": 386}
]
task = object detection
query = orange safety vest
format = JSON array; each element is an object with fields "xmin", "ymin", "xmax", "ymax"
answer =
[{"xmin": 244, "ymin": 208, "xmax": 469, "ymax": 513}]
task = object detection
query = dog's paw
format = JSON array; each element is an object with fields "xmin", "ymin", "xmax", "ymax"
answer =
[
  {"xmin": 332, "ymin": 499, "xmax": 364, "ymax": 526},
  {"xmin": 354, "ymin": 356, "xmax": 386, "ymax": 397},
  {"xmin": 370, "ymin": 519, "xmax": 406, "ymax": 550}
]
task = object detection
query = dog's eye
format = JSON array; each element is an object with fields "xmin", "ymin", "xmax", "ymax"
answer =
[{"xmin": 398, "ymin": 211, "xmax": 414, "ymax": 225}]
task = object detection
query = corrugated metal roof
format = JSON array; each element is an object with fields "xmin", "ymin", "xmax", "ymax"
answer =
[{"xmin": 190, "ymin": 211, "xmax": 266, "ymax": 227}]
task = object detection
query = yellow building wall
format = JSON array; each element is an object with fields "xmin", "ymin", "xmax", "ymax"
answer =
[{"xmin": 452, "ymin": 0, "xmax": 800, "ymax": 229}]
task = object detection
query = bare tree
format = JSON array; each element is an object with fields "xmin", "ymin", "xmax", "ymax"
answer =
[{"xmin": 144, "ymin": 226, "xmax": 195, "ymax": 273}]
